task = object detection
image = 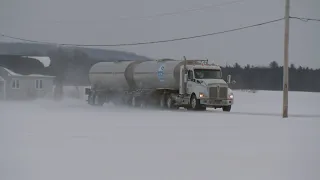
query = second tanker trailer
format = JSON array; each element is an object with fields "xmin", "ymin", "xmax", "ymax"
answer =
[{"xmin": 85, "ymin": 57, "xmax": 235, "ymax": 111}]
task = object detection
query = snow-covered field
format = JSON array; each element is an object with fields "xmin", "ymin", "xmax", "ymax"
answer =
[{"xmin": 1, "ymin": 90, "xmax": 319, "ymax": 180}]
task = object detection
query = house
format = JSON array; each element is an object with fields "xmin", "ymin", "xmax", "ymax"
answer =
[{"xmin": 0, "ymin": 66, "xmax": 55, "ymax": 100}]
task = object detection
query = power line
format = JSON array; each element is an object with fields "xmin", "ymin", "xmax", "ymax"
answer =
[
  {"xmin": 1, "ymin": 18, "xmax": 284, "ymax": 47},
  {"xmin": 1, "ymin": 0, "xmax": 247, "ymax": 25},
  {"xmin": 0, "ymin": 34, "xmax": 52, "ymax": 44},
  {"xmin": 290, "ymin": 16, "xmax": 320, "ymax": 22},
  {"xmin": 123, "ymin": 0, "xmax": 247, "ymax": 20}
]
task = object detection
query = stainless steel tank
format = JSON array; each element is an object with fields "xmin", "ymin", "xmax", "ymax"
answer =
[
  {"xmin": 133, "ymin": 59, "xmax": 203, "ymax": 89},
  {"xmin": 133, "ymin": 59, "xmax": 182, "ymax": 89},
  {"xmin": 89, "ymin": 59, "xmax": 204, "ymax": 91},
  {"xmin": 88, "ymin": 61, "xmax": 133, "ymax": 90}
]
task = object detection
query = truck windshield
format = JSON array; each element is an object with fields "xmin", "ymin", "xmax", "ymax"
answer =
[{"xmin": 194, "ymin": 69, "xmax": 222, "ymax": 79}]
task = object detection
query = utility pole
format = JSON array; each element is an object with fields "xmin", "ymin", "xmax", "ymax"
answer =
[{"xmin": 283, "ymin": 0, "xmax": 290, "ymax": 118}]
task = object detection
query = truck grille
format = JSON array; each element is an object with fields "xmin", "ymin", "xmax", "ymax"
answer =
[{"xmin": 209, "ymin": 86, "xmax": 228, "ymax": 99}]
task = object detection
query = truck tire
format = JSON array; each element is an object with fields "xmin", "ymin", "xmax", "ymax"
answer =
[
  {"xmin": 132, "ymin": 96, "xmax": 140, "ymax": 107},
  {"xmin": 159, "ymin": 94, "xmax": 167, "ymax": 109},
  {"xmin": 140, "ymin": 101, "xmax": 147, "ymax": 108},
  {"xmin": 88, "ymin": 92, "xmax": 97, "ymax": 106},
  {"xmin": 88, "ymin": 93, "xmax": 93, "ymax": 105},
  {"xmin": 223, "ymin": 105, "xmax": 231, "ymax": 112},
  {"xmin": 97, "ymin": 93, "xmax": 106, "ymax": 106},
  {"xmin": 95, "ymin": 96, "xmax": 102, "ymax": 106},
  {"xmin": 190, "ymin": 94, "xmax": 201, "ymax": 110},
  {"xmin": 111, "ymin": 96, "xmax": 123, "ymax": 106},
  {"xmin": 166, "ymin": 96, "xmax": 178, "ymax": 109},
  {"xmin": 90, "ymin": 93, "xmax": 104, "ymax": 106}
]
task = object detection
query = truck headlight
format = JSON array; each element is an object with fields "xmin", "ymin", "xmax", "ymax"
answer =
[
  {"xmin": 199, "ymin": 93, "xmax": 204, "ymax": 98},
  {"xmin": 228, "ymin": 94, "xmax": 234, "ymax": 99}
]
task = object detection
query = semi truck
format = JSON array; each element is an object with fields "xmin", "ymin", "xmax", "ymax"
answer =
[{"xmin": 85, "ymin": 57, "xmax": 235, "ymax": 111}]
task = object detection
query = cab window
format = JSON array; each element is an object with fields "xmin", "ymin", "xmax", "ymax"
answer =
[
  {"xmin": 194, "ymin": 69, "xmax": 222, "ymax": 79},
  {"xmin": 187, "ymin": 70, "xmax": 194, "ymax": 80}
]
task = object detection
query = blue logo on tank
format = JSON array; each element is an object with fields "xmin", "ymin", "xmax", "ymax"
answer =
[{"xmin": 157, "ymin": 64, "xmax": 165, "ymax": 82}]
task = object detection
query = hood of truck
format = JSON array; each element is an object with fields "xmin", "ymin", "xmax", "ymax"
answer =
[{"xmin": 201, "ymin": 79, "xmax": 228, "ymax": 86}]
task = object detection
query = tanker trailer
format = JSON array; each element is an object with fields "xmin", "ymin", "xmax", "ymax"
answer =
[{"xmin": 85, "ymin": 57, "xmax": 235, "ymax": 111}]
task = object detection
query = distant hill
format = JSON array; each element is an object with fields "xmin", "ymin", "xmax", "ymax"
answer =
[
  {"xmin": 0, "ymin": 42, "xmax": 152, "ymax": 85},
  {"xmin": 0, "ymin": 42, "xmax": 151, "ymax": 61}
]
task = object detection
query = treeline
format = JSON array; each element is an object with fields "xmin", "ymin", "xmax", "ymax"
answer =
[
  {"xmin": 221, "ymin": 61, "xmax": 320, "ymax": 92},
  {"xmin": 1, "ymin": 46, "xmax": 319, "ymax": 92}
]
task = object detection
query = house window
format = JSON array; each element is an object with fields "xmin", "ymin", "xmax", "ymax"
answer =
[
  {"xmin": 12, "ymin": 79, "xmax": 20, "ymax": 89},
  {"xmin": 35, "ymin": 79, "xmax": 43, "ymax": 89}
]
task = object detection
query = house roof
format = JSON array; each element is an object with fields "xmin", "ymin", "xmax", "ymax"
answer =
[
  {"xmin": 0, "ymin": 67, "xmax": 55, "ymax": 78},
  {"xmin": 23, "ymin": 56, "xmax": 51, "ymax": 67}
]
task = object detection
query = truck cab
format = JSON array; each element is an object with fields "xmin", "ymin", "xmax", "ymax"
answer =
[{"xmin": 182, "ymin": 62, "xmax": 234, "ymax": 111}]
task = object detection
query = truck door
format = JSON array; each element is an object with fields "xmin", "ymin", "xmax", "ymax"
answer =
[{"xmin": 186, "ymin": 70, "xmax": 195, "ymax": 94}]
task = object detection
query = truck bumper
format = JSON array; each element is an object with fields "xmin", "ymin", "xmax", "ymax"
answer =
[{"xmin": 200, "ymin": 98, "xmax": 233, "ymax": 107}]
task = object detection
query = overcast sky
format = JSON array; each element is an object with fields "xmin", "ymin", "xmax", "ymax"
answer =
[{"xmin": 0, "ymin": 0, "xmax": 319, "ymax": 68}]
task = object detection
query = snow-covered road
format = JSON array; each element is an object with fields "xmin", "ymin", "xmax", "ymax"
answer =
[{"xmin": 1, "ymin": 90, "xmax": 319, "ymax": 180}]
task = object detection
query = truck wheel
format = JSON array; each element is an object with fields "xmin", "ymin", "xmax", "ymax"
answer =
[
  {"xmin": 131, "ymin": 96, "xmax": 137, "ymax": 107},
  {"xmin": 96, "ymin": 94, "xmax": 105, "ymax": 106},
  {"xmin": 88, "ymin": 94, "xmax": 93, "ymax": 105},
  {"xmin": 95, "ymin": 95, "xmax": 102, "ymax": 106},
  {"xmin": 223, "ymin": 105, "xmax": 231, "ymax": 112},
  {"xmin": 190, "ymin": 94, "xmax": 201, "ymax": 110},
  {"xmin": 159, "ymin": 94, "xmax": 166, "ymax": 109},
  {"xmin": 140, "ymin": 100, "xmax": 147, "ymax": 109},
  {"xmin": 89, "ymin": 93, "xmax": 96, "ymax": 106},
  {"xmin": 166, "ymin": 96, "xmax": 178, "ymax": 109}
]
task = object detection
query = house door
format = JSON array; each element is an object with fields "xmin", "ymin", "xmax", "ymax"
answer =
[{"xmin": 0, "ymin": 81, "xmax": 5, "ymax": 100}]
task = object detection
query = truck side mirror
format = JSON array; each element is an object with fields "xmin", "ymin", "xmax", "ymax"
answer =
[
  {"xmin": 227, "ymin": 75, "xmax": 232, "ymax": 84},
  {"xmin": 184, "ymin": 74, "xmax": 188, "ymax": 83}
]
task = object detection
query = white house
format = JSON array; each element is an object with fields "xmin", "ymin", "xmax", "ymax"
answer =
[{"xmin": 0, "ymin": 66, "xmax": 55, "ymax": 100}]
